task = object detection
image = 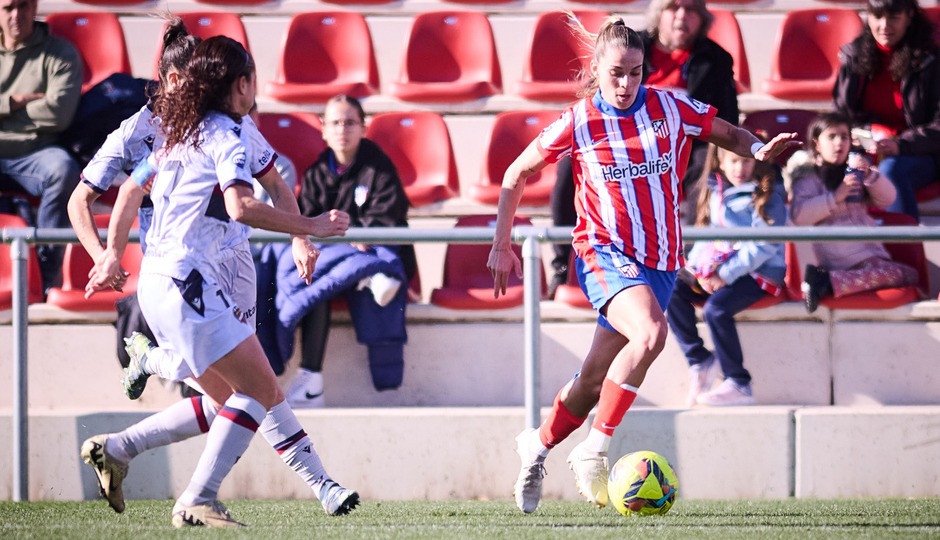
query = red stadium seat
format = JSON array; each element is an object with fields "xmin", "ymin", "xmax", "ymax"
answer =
[
  {"xmin": 925, "ymin": 7, "xmax": 940, "ymax": 45},
  {"xmin": 265, "ymin": 12, "xmax": 379, "ymax": 104},
  {"xmin": 517, "ymin": 10, "xmax": 608, "ymax": 103},
  {"xmin": 761, "ymin": 9, "xmax": 863, "ymax": 101},
  {"xmin": 430, "ymin": 215, "xmax": 545, "ymax": 309},
  {"xmin": 45, "ymin": 12, "xmax": 131, "ymax": 94},
  {"xmin": 0, "ymin": 215, "xmax": 45, "ymax": 310},
  {"xmin": 469, "ymin": 110, "xmax": 561, "ymax": 206},
  {"xmin": 153, "ymin": 12, "xmax": 250, "ymax": 78},
  {"xmin": 742, "ymin": 109, "xmax": 819, "ymax": 165},
  {"xmin": 45, "ymin": 215, "xmax": 143, "ymax": 312},
  {"xmin": 817, "ymin": 211, "xmax": 928, "ymax": 310},
  {"xmin": 319, "ymin": 0, "xmax": 393, "ymax": 4},
  {"xmin": 365, "ymin": 112, "xmax": 459, "ymax": 207},
  {"xmin": 70, "ymin": 0, "xmax": 147, "ymax": 5},
  {"xmin": 707, "ymin": 9, "xmax": 751, "ymax": 94},
  {"xmin": 256, "ymin": 112, "xmax": 326, "ymax": 180},
  {"xmin": 194, "ymin": 0, "xmax": 270, "ymax": 6},
  {"xmin": 390, "ymin": 11, "xmax": 502, "ymax": 103}
]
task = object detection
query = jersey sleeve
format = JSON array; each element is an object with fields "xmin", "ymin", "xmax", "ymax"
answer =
[
  {"xmin": 535, "ymin": 108, "xmax": 574, "ymax": 164},
  {"xmin": 214, "ymin": 126, "xmax": 255, "ymax": 192},
  {"xmin": 242, "ymin": 115, "xmax": 277, "ymax": 178},
  {"xmin": 672, "ymin": 92, "xmax": 718, "ymax": 140}
]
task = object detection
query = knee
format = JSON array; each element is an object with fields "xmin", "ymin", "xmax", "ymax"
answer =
[
  {"xmin": 41, "ymin": 151, "xmax": 80, "ymax": 191},
  {"xmin": 701, "ymin": 300, "xmax": 732, "ymax": 323},
  {"xmin": 633, "ymin": 320, "xmax": 668, "ymax": 358}
]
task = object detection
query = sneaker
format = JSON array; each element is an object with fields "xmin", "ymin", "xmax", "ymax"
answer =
[
  {"xmin": 171, "ymin": 499, "xmax": 244, "ymax": 528},
  {"xmin": 319, "ymin": 479, "xmax": 360, "ymax": 516},
  {"xmin": 286, "ymin": 369, "xmax": 325, "ymax": 409},
  {"xmin": 566, "ymin": 441, "xmax": 609, "ymax": 508},
  {"xmin": 80, "ymin": 434, "xmax": 129, "ymax": 513},
  {"xmin": 686, "ymin": 357, "xmax": 720, "ymax": 407},
  {"xmin": 801, "ymin": 265, "xmax": 832, "ymax": 314},
  {"xmin": 512, "ymin": 428, "xmax": 547, "ymax": 514},
  {"xmin": 123, "ymin": 332, "xmax": 154, "ymax": 400},
  {"xmin": 696, "ymin": 378, "xmax": 756, "ymax": 406},
  {"xmin": 367, "ymin": 273, "xmax": 401, "ymax": 308}
]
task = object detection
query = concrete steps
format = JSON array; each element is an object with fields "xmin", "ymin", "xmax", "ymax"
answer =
[{"xmin": 3, "ymin": 406, "xmax": 938, "ymax": 502}]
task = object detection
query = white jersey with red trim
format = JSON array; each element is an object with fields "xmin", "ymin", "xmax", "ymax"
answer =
[
  {"xmin": 537, "ymin": 87, "xmax": 716, "ymax": 271},
  {"xmin": 143, "ymin": 111, "xmax": 255, "ymax": 281}
]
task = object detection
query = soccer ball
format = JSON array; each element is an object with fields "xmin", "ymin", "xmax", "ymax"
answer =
[{"xmin": 607, "ymin": 450, "xmax": 679, "ymax": 516}]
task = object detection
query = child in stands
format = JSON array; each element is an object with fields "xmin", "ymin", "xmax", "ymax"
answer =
[
  {"xmin": 667, "ymin": 143, "xmax": 787, "ymax": 407},
  {"xmin": 788, "ymin": 112, "xmax": 919, "ymax": 312}
]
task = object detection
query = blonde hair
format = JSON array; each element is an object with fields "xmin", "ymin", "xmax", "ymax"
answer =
[{"xmin": 567, "ymin": 15, "xmax": 645, "ymax": 98}]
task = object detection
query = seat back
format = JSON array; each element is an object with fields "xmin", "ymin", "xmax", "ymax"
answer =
[
  {"xmin": 0, "ymin": 214, "xmax": 44, "ymax": 309},
  {"xmin": 397, "ymin": 11, "xmax": 501, "ymax": 89},
  {"xmin": 472, "ymin": 110, "xmax": 561, "ymax": 206},
  {"xmin": 762, "ymin": 9, "xmax": 863, "ymax": 100},
  {"xmin": 365, "ymin": 112, "xmax": 459, "ymax": 207},
  {"xmin": 46, "ymin": 12, "xmax": 131, "ymax": 93},
  {"xmin": 518, "ymin": 10, "xmax": 608, "ymax": 101},
  {"xmin": 874, "ymin": 211, "xmax": 930, "ymax": 295},
  {"xmin": 439, "ymin": 214, "xmax": 544, "ymax": 291},
  {"xmin": 153, "ymin": 12, "xmax": 250, "ymax": 78},
  {"xmin": 742, "ymin": 109, "xmax": 819, "ymax": 165},
  {"xmin": 256, "ymin": 112, "xmax": 326, "ymax": 178},
  {"xmin": 707, "ymin": 9, "xmax": 751, "ymax": 93},
  {"xmin": 59, "ymin": 214, "xmax": 143, "ymax": 293},
  {"xmin": 269, "ymin": 12, "xmax": 378, "ymax": 101}
]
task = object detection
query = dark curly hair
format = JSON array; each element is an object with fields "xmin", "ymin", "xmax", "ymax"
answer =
[
  {"xmin": 157, "ymin": 36, "xmax": 255, "ymax": 152},
  {"xmin": 854, "ymin": 0, "xmax": 936, "ymax": 81}
]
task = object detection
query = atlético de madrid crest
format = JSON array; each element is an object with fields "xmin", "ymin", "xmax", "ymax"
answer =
[{"xmin": 651, "ymin": 119, "xmax": 669, "ymax": 139}]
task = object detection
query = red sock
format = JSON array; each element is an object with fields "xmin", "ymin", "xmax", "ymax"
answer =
[
  {"xmin": 539, "ymin": 390, "xmax": 587, "ymax": 449},
  {"xmin": 591, "ymin": 379, "xmax": 637, "ymax": 436}
]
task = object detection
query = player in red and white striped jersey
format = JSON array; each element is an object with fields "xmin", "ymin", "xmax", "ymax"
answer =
[{"xmin": 488, "ymin": 16, "xmax": 799, "ymax": 514}]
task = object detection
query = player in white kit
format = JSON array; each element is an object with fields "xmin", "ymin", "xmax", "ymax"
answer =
[{"xmin": 80, "ymin": 36, "xmax": 357, "ymax": 527}]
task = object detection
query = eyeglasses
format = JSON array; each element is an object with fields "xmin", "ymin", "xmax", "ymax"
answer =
[{"xmin": 325, "ymin": 119, "xmax": 362, "ymax": 129}]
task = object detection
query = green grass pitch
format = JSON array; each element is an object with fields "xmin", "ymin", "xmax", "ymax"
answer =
[{"xmin": 2, "ymin": 498, "xmax": 940, "ymax": 539}]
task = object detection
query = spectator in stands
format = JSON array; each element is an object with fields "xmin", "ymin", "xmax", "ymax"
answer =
[
  {"xmin": 667, "ymin": 144, "xmax": 787, "ymax": 407},
  {"xmin": 488, "ymin": 17, "xmax": 797, "ymax": 514},
  {"xmin": 274, "ymin": 94, "xmax": 416, "ymax": 408},
  {"xmin": 548, "ymin": 0, "xmax": 739, "ymax": 297},
  {"xmin": 788, "ymin": 112, "xmax": 919, "ymax": 312},
  {"xmin": 833, "ymin": 0, "xmax": 940, "ymax": 221},
  {"xmin": 0, "ymin": 0, "xmax": 82, "ymax": 293}
]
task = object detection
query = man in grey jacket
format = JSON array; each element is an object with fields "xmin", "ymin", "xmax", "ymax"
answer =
[{"xmin": 0, "ymin": 0, "xmax": 82, "ymax": 293}]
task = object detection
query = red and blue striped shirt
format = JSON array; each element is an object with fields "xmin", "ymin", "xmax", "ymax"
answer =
[{"xmin": 537, "ymin": 87, "xmax": 716, "ymax": 271}]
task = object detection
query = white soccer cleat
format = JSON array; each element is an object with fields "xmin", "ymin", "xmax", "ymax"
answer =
[
  {"xmin": 122, "ymin": 331, "xmax": 154, "ymax": 400},
  {"xmin": 696, "ymin": 378, "xmax": 755, "ymax": 406},
  {"xmin": 513, "ymin": 428, "xmax": 547, "ymax": 514},
  {"xmin": 80, "ymin": 434, "xmax": 129, "ymax": 513},
  {"xmin": 686, "ymin": 357, "xmax": 720, "ymax": 407},
  {"xmin": 319, "ymin": 479, "xmax": 360, "ymax": 516},
  {"xmin": 566, "ymin": 441, "xmax": 609, "ymax": 508},
  {"xmin": 171, "ymin": 499, "xmax": 244, "ymax": 528},
  {"xmin": 286, "ymin": 369, "xmax": 326, "ymax": 409}
]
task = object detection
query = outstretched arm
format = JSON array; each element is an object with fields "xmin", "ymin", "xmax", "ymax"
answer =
[
  {"xmin": 707, "ymin": 118, "xmax": 802, "ymax": 163},
  {"xmin": 487, "ymin": 140, "xmax": 548, "ymax": 298},
  {"xmin": 85, "ymin": 180, "xmax": 144, "ymax": 297}
]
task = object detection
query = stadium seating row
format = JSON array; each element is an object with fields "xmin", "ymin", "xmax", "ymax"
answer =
[
  {"xmin": 49, "ymin": 7, "xmax": 940, "ymax": 107},
  {"xmin": 0, "ymin": 209, "xmax": 929, "ymax": 313}
]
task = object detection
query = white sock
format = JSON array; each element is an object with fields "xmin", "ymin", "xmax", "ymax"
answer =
[
  {"xmin": 146, "ymin": 346, "xmax": 185, "ymax": 381},
  {"xmin": 178, "ymin": 393, "xmax": 265, "ymax": 506},
  {"xmin": 107, "ymin": 396, "xmax": 218, "ymax": 463},
  {"xmin": 260, "ymin": 400, "xmax": 330, "ymax": 499},
  {"xmin": 582, "ymin": 427, "xmax": 612, "ymax": 455}
]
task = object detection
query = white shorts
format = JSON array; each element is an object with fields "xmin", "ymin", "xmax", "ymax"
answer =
[
  {"xmin": 137, "ymin": 266, "xmax": 253, "ymax": 379},
  {"xmin": 217, "ymin": 245, "xmax": 257, "ymax": 328}
]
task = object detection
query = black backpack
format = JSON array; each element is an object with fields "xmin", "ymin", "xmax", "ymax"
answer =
[{"xmin": 58, "ymin": 73, "xmax": 154, "ymax": 168}]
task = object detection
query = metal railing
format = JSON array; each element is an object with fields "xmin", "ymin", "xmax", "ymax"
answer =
[{"xmin": 4, "ymin": 223, "xmax": 940, "ymax": 501}]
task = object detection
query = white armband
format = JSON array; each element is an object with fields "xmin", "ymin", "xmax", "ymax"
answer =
[{"xmin": 750, "ymin": 141, "xmax": 764, "ymax": 157}]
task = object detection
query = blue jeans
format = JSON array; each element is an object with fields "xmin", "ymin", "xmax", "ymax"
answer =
[
  {"xmin": 666, "ymin": 275, "xmax": 769, "ymax": 385},
  {"xmin": 0, "ymin": 145, "xmax": 80, "ymax": 290},
  {"xmin": 880, "ymin": 154, "xmax": 938, "ymax": 222}
]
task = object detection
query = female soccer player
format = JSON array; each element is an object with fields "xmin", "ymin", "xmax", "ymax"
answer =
[
  {"xmin": 88, "ymin": 36, "xmax": 357, "ymax": 527},
  {"xmin": 487, "ymin": 17, "xmax": 798, "ymax": 514}
]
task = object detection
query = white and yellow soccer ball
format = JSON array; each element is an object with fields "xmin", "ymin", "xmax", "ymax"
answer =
[{"xmin": 607, "ymin": 450, "xmax": 679, "ymax": 516}]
